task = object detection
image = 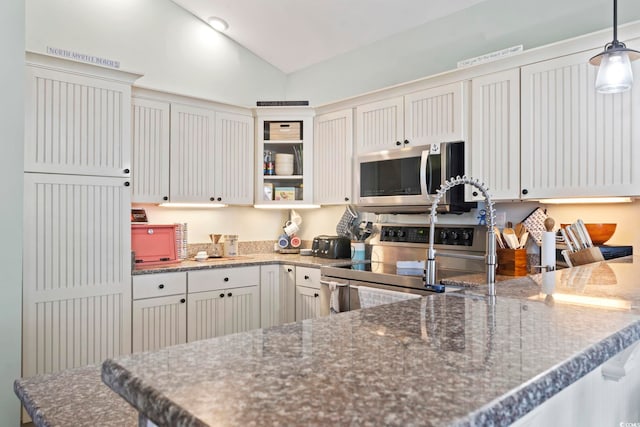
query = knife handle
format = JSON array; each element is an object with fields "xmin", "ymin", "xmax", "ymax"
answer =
[
  {"xmin": 565, "ymin": 226, "xmax": 582, "ymax": 251},
  {"xmin": 576, "ymin": 219, "xmax": 593, "ymax": 247},
  {"xmin": 560, "ymin": 228, "xmax": 574, "ymax": 252}
]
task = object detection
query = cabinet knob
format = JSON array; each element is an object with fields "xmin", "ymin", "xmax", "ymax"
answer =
[
  {"xmin": 304, "ymin": 275, "xmax": 309, "ymax": 280},
  {"xmin": 314, "ymin": 293, "xmax": 319, "ymax": 298},
  {"xmin": 180, "ymin": 298, "xmax": 186, "ymax": 304},
  {"xmin": 210, "ymin": 197, "xmax": 215, "ymax": 201},
  {"xmin": 472, "ymin": 191, "xmax": 478, "ymax": 197},
  {"xmin": 224, "ymin": 277, "xmax": 229, "ymax": 282},
  {"xmin": 217, "ymin": 197, "xmax": 222, "ymax": 202},
  {"xmin": 287, "ymin": 268, "xmax": 292, "ymax": 272},
  {"xmin": 404, "ymin": 139, "xmax": 410, "ymax": 145},
  {"xmin": 219, "ymin": 293, "xmax": 225, "ymax": 298},
  {"xmin": 124, "ymin": 182, "xmax": 130, "ymax": 187},
  {"xmin": 522, "ymin": 189, "xmax": 529, "ymax": 195},
  {"xmin": 158, "ymin": 284, "xmax": 165, "ymax": 289},
  {"xmin": 123, "ymin": 168, "xmax": 130, "ymax": 174},
  {"xmin": 163, "ymin": 196, "xmax": 168, "ymax": 201},
  {"xmin": 227, "ymin": 292, "xmax": 232, "ymax": 297},
  {"xmin": 395, "ymin": 141, "xmax": 402, "ymax": 146},
  {"xmin": 344, "ymin": 197, "xmax": 349, "ymax": 202}
]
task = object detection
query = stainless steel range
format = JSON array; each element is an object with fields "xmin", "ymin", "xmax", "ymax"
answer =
[{"xmin": 319, "ymin": 223, "xmax": 487, "ymax": 313}]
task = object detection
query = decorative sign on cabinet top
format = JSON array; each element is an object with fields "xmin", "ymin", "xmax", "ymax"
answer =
[
  {"xmin": 457, "ymin": 45, "xmax": 523, "ymax": 69},
  {"xmin": 46, "ymin": 46, "xmax": 121, "ymax": 69}
]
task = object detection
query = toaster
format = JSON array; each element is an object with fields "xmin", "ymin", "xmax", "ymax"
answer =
[{"xmin": 311, "ymin": 235, "xmax": 351, "ymax": 259}]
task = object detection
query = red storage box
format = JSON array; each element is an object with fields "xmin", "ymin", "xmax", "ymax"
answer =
[{"xmin": 132, "ymin": 224, "xmax": 179, "ymax": 269}]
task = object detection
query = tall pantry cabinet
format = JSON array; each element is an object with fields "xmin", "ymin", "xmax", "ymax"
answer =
[{"xmin": 22, "ymin": 53, "xmax": 140, "ymax": 378}]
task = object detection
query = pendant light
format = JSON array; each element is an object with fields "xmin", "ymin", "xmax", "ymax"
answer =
[{"xmin": 589, "ymin": 0, "xmax": 640, "ymax": 93}]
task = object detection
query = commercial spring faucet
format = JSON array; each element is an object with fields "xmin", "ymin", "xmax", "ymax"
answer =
[{"xmin": 424, "ymin": 176, "xmax": 497, "ymax": 297}]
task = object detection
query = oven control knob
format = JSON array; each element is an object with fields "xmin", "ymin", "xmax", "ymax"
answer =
[
  {"xmin": 439, "ymin": 231, "xmax": 448, "ymax": 240},
  {"xmin": 462, "ymin": 231, "xmax": 471, "ymax": 241},
  {"xmin": 388, "ymin": 230, "xmax": 396, "ymax": 238},
  {"xmin": 450, "ymin": 231, "xmax": 459, "ymax": 240},
  {"xmin": 396, "ymin": 230, "xmax": 405, "ymax": 238}
]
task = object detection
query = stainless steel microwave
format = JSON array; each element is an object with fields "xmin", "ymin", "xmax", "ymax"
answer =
[{"xmin": 355, "ymin": 141, "xmax": 476, "ymax": 213}]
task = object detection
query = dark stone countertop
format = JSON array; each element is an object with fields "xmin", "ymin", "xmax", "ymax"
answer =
[{"xmin": 102, "ymin": 257, "xmax": 640, "ymax": 426}]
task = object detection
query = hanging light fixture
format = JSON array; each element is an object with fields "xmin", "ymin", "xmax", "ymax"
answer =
[{"xmin": 589, "ymin": 0, "xmax": 640, "ymax": 93}]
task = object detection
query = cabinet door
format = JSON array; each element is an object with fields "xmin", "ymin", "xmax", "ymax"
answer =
[
  {"xmin": 131, "ymin": 97, "xmax": 170, "ymax": 203},
  {"xmin": 214, "ymin": 111, "xmax": 254, "ymax": 204},
  {"xmin": 187, "ymin": 290, "xmax": 226, "ymax": 341},
  {"xmin": 355, "ymin": 97, "xmax": 404, "ymax": 154},
  {"xmin": 224, "ymin": 285, "xmax": 260, "ymax": 335},
  {"xmin": 521, "ymin": 49, "xmax": 640, "ymax": 199},
  {"xmin": 132, "ymin": 295, "xmax": 187, "ymax": 353},
  {"xmin": 314, "ymin": 109, "xmax": 353, "ymax": 204},
  {"xmin": 169, "ymin": 103, "xmax": 216, "ymax": 202},
  {"xmin": 404, "ymin": 81, "xmax": 467, "ymax": 147},
  {"xmin": 295, "ymin": 285, "xmax": 321, "ymax": 321},
  {"xmin": 22, "ymin": 173, "xmax": 132, "ymax": 377},
  {"xmin": 24, "ymin": 64, "xmax": 132, "ymax": 177},
  {"xmin": 469, "ymin": 69, "xmax": 520, "ymax": 201},
  {"xmin": 260, "ymin": 264, "xmax": 296, "ymax": 328}
]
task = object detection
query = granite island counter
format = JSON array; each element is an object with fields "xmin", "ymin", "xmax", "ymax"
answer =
[{"xmin": 102, "ymin": 257, "xmax": 640, "ymax": 426}]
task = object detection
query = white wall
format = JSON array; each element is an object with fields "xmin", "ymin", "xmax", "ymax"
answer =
[
  {"xmin": 0, "ymin": 0, "xmax": 23, "ymax": 423},
  {"xmin": 26, "ymin": 0, "xmax": 287, "ymax": 107},
  {"xmin": 286, "ymin": 0, "xmax": 640, "ymax": 105}
]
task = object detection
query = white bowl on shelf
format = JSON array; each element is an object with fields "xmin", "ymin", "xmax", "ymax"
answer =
[{"xmin": 276, "ymin": 164, "xmax": 294, "ymax": 175}]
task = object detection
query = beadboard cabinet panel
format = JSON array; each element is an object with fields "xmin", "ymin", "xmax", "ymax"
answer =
[
  {"xmin": 131, "ymin": 98, "xmax": 170, "ymax": 203},
  {"xmin": 521, "ymin": 50, "xmax": 640, "ymax": 199},
  {"xmin": 214, "ymin": 111, "xmax": 254, "ymax": 204},
  {"xmin": 469, "ymin": 69, "xmax": 521, "ymax": 201},
  {"xmin": 295, "ymin": 285, "xmax": 321, "ymax": 321},
  {"xmin": 260, "ymin": 264, "xmax": 296, "ymax": 328},
  {"xmin": 169, "ymin": 104, "xmax": 216, "ymax": 203},
  {"xmin": 132, "ymin": 295, "xmax": 187, "ymax": 353},
  {"xmin": 313, "ymin": 109, "xmax": 353, "ymax": 204},
  {"xmin": 355, "ymin": 97, "xmax": 404, "ymax": 154},
  {"xmin": 23, "ymin": 173, "xmax": 132, "ymax": 377},
  {"xmin": 25, "ymin": 65, "xmax": 132, "ymax": 177}
]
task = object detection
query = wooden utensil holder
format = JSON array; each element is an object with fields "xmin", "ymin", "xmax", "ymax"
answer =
[
  {"xmin": 497, "ymin": 248, "xmax": 527, "ymax": 276},
  {"xmin": 567, "ymin": 247, "xmax": 604, "ymax": 267}
]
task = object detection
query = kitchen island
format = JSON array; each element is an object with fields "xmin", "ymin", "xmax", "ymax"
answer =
[{"xmin": 102, "ymin": 257, "xmax": 640, "ymax": 426}]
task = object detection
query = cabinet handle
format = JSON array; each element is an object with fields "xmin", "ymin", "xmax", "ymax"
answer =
[
  {"xmin": 158, "ymin": 284, "xmax": 165, "ymax": 289},
  {"xmin": 522, "ymin": 189, "xmax": 529, "ymax": 195},
  {"xmin": 472, "ymin": 191, "xmax": 478, "ymax": 197},
  {"xmin": 219, "ymin": 293, "xmax": 225, "ymax": 298},
  {"xmin": 163, "ymin": 196, "xmax": 168, "ymax": 201},
  {"xmin": 404, "ymin": 139, "xmax": 410, "ymax": 145},
  {"xmin": 287, "ymin": 268, "xmax": 292, "ymax": 273},
  {"xmin": 314, "ymin": 293, "xmax": 319, "ymax": 298},
  {"xmin": 224, "ymin": 277, "xmax": 229, "ymax": 282},
  {"xmin": 123, "ymin": 168, "xmax": 130, "ymax": 174},
  {"xmin": 227, "ymin": 292, "xmax": 232, "ymax": 297},
  {"xmin": 304, "ymin": 275, "xmax": 310, "ymax": 280},
  {"xmin": 395, "ymin": 141, "xmax": 402, "ymax": 146},
  {"xmin": 180, "ymin": 298, "xmax": 186, "ymax": 303},
  {"xmin": 124, "ymin": 182, "xmax": 130, "ymax": 187}
]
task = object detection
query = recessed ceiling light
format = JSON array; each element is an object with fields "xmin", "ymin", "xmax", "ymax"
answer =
[{"xmin": 207, "ymin": 16, "xmax": 229, "ymax": 32}]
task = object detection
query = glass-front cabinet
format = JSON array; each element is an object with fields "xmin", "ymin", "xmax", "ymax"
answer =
[{"xmin": 255, "ymin": 107, "xmax": 314, "ymax": 206}]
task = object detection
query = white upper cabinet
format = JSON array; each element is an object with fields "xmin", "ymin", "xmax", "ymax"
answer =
[
  {"xmin": 25, "ymin": 55, "xmax": 138, "ymax": 177},
  {"xmin": 131, "ymin": 97, "xmax": 170, "ymax": 203},
  {"xmin": 214, "ymin": 111, "xmax": 254, "ymax": 205},
  {"xmin": 521, "ymin": 49, "xmax": 640, "ymax": 199},
  {"xmin": 404, "ymin": 81, "xmax": 467, "ymax": 146},
  {"xmin": 355, "ymin": 82, "xmax": 467, "ymax": 155},
  {"xmin": 169, "ymin": 103, "xmax": 216, "ymax": 203},
  {"xmin": 255, "ymin": 108, "xmax": 314, "ymax": 206},
  {"xmin": 355, "ymin": 97, "xmax": 404, "ymax": 154},
  {"xmin": 469, "ymin": 69, "xmax": 521, "ymax": 201},
  {"xmin": 314, "ymin": 109, "xmax": 353, "ymax": 204}
]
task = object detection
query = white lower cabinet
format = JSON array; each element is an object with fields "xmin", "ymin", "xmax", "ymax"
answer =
[
  {"xmin": 295, "ymin": 267, "xmax": 322, "ymax": 321},
  {"xmin": 132, "ymin": 272, "xmax": 187, "ymax": 353},
  {"xmin": 260, "ymin": 264, "xmax": 296, "ymax": 328},
  {"xmin": 187, "ymin": 267, "xmax": 260, "ymax": 341}
]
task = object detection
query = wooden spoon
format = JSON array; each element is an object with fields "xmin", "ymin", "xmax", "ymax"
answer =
[
  {"xmin": 514, "ymin": 222, "xmax": 526, "ymax": 239},
  {"xmin": 503, "ymin": 227, "xmax": 518, "ymax": 249}
]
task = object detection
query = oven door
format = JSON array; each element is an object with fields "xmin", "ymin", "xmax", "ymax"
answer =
[{"xmin": 356, "ymin": 145, "xmax": 442, "ymax": 207}]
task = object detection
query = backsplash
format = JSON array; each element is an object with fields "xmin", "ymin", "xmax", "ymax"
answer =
[{"xmin": 186, "ymin": 240, "xmax": 314, "ymax": 258}]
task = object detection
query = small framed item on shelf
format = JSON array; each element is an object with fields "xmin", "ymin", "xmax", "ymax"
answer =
[
  {"xmin": 275, "ymin": 187, "xmax": 296, "ymax": 200},
  {"xmin": 263, "ymin": 183, "xmax": 274, "ymax": 200}
]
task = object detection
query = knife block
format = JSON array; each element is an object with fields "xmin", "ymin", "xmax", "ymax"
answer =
[
  {"xmin": 496, "ymin": 248, "xmax": 527, "ymax": 276},
  {"xmin": 567, "ymin": 247, "xmax": 604, "ymax": 267}
]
